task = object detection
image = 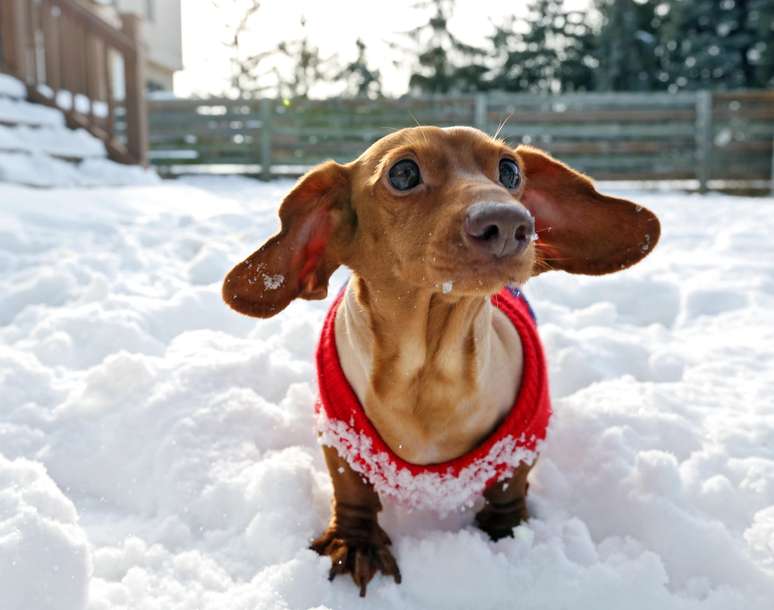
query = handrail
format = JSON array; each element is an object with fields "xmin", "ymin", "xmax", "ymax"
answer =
[
  {"xmin": 46, "ymin": 0, "xmax": 137, "ymax": 57},
  {"xmin": 0, "ymin": 0, "xmax": 148, "ymax": 165}
]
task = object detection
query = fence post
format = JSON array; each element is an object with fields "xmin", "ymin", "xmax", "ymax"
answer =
[
  {"xmin": 120, "ymin": 13, "xmax": 148, "ymax": 166},
  {"xmin": 474, "ymin": 93, "xmax": 488, "ymax": 132},
  {"xmin": 695, "ymin": 90, "xmax": 713, "ymax": 194},
  {"xmin": 259, "ymin": 98, "xmax": 272, "ymax": 181}
]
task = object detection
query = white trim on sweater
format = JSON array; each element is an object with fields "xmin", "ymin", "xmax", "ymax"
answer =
[{"xmin": 316, "ymin": 409, "xmax": 543, "ymax": 515}]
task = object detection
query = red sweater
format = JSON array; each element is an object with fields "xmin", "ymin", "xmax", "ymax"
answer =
[{"xmin": 315, "ymin": 286, "xmax": 551, "ymax": 514}]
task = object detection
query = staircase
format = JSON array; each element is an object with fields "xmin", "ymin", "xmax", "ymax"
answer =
[
  {"xmin": 0, "ymin": 0, "xmax": 154, "ymax": 187},
  {"xmin": 0, "ymin": 73, "xmax": 157, "ymax": 187}
]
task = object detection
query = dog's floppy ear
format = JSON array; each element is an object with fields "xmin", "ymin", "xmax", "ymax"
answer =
[
  {"xmin": 223, "ymin": 161, "xmax": 353, "ymax": 318},
  {"xmin": 516, "ymin": 146, "xmax": 660, "ymax": 276}
]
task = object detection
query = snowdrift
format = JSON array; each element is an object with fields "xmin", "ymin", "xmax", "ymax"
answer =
[{"xmin": 0, "ymin": 178, "xmax": 772, "ymax": 609}]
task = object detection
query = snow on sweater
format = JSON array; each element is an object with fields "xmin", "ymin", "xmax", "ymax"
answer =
[{"xmin": 315, "ymin": 285, "xmax": 552, "ymax": 514}]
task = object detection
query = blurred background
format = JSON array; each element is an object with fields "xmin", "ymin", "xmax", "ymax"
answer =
[{"xmin": 0, "ymin": 0, "xmax": 773, "ymax": 192}]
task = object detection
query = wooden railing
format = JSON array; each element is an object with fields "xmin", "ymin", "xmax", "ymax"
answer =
[
  {"xmin": 147, "ymin": 90, "xmax": 774, "ymax": 191},
  {"xmin": 0, "ymin": 0, "xmax": 148, "ymax": 165}
]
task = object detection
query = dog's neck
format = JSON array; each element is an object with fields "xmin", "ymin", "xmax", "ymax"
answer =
[{"xmin": 334, "ymin": 275, "xmax": 523, "ymax": 464}]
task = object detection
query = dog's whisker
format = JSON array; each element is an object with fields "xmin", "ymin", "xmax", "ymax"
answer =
[{"xmin": 493, "ymin": 113, "xmax": 513, "ymax": 141}]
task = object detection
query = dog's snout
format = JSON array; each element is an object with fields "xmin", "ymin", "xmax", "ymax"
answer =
[{"xmin": 464, "ymin": 202, "xmax": 535, "ymax": 258}]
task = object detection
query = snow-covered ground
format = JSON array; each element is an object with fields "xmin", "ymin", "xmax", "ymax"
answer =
[{"xmin": 1, "ymin": 177, "xmax": 773, "ymax": 610}]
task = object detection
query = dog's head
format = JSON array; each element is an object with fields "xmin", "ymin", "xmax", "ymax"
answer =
[{"xmin": 223, "ymin": 126, "xmax": 660, "ymax": 317}]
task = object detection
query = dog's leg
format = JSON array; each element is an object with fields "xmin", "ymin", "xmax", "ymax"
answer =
[
  {"xmin": 310, "ymin": 445, "xmax": 401, "ymax": 597},
  {"xmin": 475, "ymin": 461, "xmax": 532, "ymax": 541}
]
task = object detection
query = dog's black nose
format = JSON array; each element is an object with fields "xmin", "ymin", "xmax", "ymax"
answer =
[{"xmin": 464, "ymin": 202, "xmax": 535, "ymax": 258}]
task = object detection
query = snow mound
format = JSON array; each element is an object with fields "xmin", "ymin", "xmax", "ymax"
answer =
[
  {"xmin": 0, "ymin": 151, "xmax": 159, "ymax": 187},
  {"xmin": 0, "ymin": 96, "xmax": 65, "ymax": 127},
  {"xmin": 0, "ymin": 124, "xmax": 106, "ymax": 158},
  {"xmin": 0, "ymin": 455, "xmax": 92, "ymax": 610},
  {"xmin": 0, "ymin": 73, "xmax": 27, "ymax": 99},
  {"xmin": 0, "ymin": 180, "xmax": 773, "ymax": 609}
]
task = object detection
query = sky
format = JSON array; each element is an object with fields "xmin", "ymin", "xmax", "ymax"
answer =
[{"xmin": 174, "ymin": 0, "xmax": 591, "ymax": 98}]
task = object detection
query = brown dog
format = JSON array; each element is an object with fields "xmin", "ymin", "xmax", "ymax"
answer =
[{"xmin": 222, "ymin": 126, "xmax": 660, "ymax": 596}]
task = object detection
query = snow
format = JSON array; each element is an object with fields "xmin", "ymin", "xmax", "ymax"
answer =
[
  {"xmin": 0, "ymin": 152, "xmax": 160, "ymax": 187},
  {"xmin": 0, "ymin": 73, "xmax": 26, "ymax": 99},
  {"xmin": 262, "ymin": 273, "xmax": 285, "ymax": 290},
  {"xmin": 31, "ymin": 86, "xmax": 109, "ymax": 120},
  {"xmin": 0, "ymin": 73, "xmax": 155, "ymax": 187},
  {"xmin": 0, "ymin": 96, "xmax": 65, "ymax": 128},
  {"xmin": 0, "ymin": 124, "xmax": 106, "ymax": 159},
  {"xmin": 0, "ymin": 177, "xmax": 772, "ymax": 609},
  {"xmin": 0, "ymin": 456, "xmax": 92, "ymax": 610},
  {"xmin": 317, "ymin": 412, "xmax": 542, "ymax": 513}
]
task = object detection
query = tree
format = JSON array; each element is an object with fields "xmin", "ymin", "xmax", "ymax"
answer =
[
  {"xmin": 211, "ymin": 0, "xmax": 276, "ymax": 98},
  {"xmin": 557, "ymin": 9, "xmax": 598, "ymax": 92},
  {"xmin": 748, "ymin": 0, "xmax": 774, "ymax": 87},
  {"xmin": 337, "ymin": 39, "xmax": 382, "ymax": 98},
  {"xmin": 659, "ymin": 0, "xmax": 773, "ymax": 90},
  {"xmin": 593, "ymin": 0, "xmax": 666, "ymax": 91},
  {"xmin": 395, "ymin": 0, "xmax": 490, "ymax": 94},
  {"xmin": 489, "ymin": 1, "xmax": 596, "ymax": 93},
  {"xmin": 276, "ymin": 18, "xmax": 332, "ymax": 99}
]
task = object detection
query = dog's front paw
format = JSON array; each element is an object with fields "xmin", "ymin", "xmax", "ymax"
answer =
[
  {"xmin": 311, "ymin": 519, "xmax": 401, "ymax": 597},
  {"xmin": 475, "ymin": 496, "xmax": 529, "ymax": 541}
]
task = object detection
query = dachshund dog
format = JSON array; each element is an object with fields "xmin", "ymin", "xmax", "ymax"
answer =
[{"xmin": 222, "ymin": 126, "xmax": 660, "ymax": 596}]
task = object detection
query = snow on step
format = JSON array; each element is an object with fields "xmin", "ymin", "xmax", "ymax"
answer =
[
  {"xmin": 0, "ymin": 96, "xmax": 65, "ymax": 128},
  {"xmin": 0, "ymin": 124, "xmax": 105, "ymax": 159},
  {"xmin": 0, "ymin": 73, "xmax": 26, "ymax": 99},
  {"xmin": 0, "ymin": 151, "xmax": 159, "ymax": 187}
]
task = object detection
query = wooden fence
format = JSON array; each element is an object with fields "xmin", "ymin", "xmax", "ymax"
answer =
[
  {"xmin": 0, "ymin": 0, "xmax": 148, "ymax": 165},
  {"xmin": 148, "ymin": 91, "xmax": 774, "ymax": 191}
]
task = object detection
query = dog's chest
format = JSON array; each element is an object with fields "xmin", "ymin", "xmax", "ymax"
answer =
[{"xmin": 335, "ymin": 301, "xmax": 523, "ymax": 465}]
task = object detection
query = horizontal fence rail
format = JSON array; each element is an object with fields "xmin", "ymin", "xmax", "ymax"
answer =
[
  {"xmin": 148, "ymin": 90, "xmax": 774, "ymax": 190},
  {"xmin": 0, "ymin": 0, "xmax": 148, "ymax": 165}
]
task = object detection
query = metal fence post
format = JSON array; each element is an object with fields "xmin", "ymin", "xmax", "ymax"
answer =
[
  {"xmin": 695, "ymin": 90, "xmax": 713, "ymax": 194},
  {"xmin": 259, "ymin": 98, "xmax": 272, "ymax": 181},
  {"xmin": 120, "ymin": 13, "xmax": 148, "ymax": 166},
  {"xmin": 474, "ymin": 93, "xmax": 488, "ymax": 132}
]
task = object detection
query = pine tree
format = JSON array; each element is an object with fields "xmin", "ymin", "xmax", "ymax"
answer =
[
  {"xmin": 659, "ymin": 0, "xmax": 772, "ymax": 90},
  {"xmin": 594, "ymin": 0, "xmax": 666, "ymax": 91},
  {"xmin": 395, "ymin": 0, "xmax": 489, "ymax": 94},
  {"xmin": 337, "ymin": 39, "xmax": 382, "ymax": 98},
  {"xmin": 489, "ymin": 1, "xmax": 596, "ymax": 93},
  {"xmin": 555, "ymin": 8, "xmax": 597, "ymax": 91},
  {"xmin": 748, "ymin": 0, "xmax": 774, "ymax": 87}
]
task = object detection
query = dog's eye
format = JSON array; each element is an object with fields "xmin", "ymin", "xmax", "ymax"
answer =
[
  {"xmin": 499, "ymin": 159, "xmax": 521, "ymax": 190},
  {"xmin": 388, "ymin": 159, "xmax": 421, "ymax": 191}
]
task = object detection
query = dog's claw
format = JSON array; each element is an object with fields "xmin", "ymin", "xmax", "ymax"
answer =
[
  {"xmin": 376, "ymin": 545, "xmax": 402, "ymax": 583},
  {"xmin": 311, "ymin": 523, "xmax": 400, "ymax": 597}
]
